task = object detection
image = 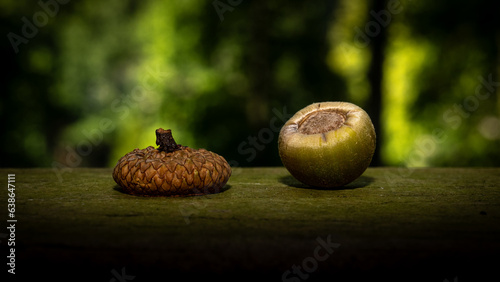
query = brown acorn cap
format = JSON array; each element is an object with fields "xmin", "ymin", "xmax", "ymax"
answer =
[{"xmin": 113, "ymin": 129, "xmax": 231, "ymax": 196}]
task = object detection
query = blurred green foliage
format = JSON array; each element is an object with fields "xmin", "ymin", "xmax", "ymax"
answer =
[{"xmin": 1, "ymin": 0, "xmax": 499, "ymax": 168}]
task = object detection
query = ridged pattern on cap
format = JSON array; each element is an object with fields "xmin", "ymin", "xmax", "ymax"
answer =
[{"xmin": 113, "ymin": 146, "xmax": 231, "ymax": 196}]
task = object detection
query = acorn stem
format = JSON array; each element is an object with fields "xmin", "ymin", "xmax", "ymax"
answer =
[{"xmin": 156, "ymin": 128, "xmax": 181, "ymax": 152}]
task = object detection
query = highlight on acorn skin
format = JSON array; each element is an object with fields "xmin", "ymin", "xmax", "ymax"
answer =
[{"xmin": 278, "ymin": 102, "xmax": 376, "ymax": 188}]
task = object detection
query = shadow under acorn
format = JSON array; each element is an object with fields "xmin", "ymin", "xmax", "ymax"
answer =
[{"xmin": 279, "ymin": 175, "xmax": 374, "ymax": 190}]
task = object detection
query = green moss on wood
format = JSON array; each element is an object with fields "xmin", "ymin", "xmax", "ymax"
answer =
[{"xmin": 0, "ymin": 167, "xmax": 499, "ymax": 281}]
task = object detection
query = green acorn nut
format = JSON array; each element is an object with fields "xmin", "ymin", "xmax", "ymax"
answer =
[{"xmin": 278, "ymin": 102, "xmax": 376, "ymax": 188}]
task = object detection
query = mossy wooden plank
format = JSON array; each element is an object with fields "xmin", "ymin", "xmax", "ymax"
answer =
[{"xmin": 0, "ymin": 167, "xmax": 499, "ymax": 281}]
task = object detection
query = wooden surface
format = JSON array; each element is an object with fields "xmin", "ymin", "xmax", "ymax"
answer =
[{"xmin": 1, "ymin": 167, "xmax": 499, "ymax": 281}]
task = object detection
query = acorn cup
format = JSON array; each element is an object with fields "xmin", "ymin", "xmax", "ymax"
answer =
[{"xmin": 113, "ymin": 128, "xmax": 231, "ymax": 196}]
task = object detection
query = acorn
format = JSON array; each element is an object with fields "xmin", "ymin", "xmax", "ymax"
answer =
[
  {"xmin": 278, "ymin": 102, "xmax": 376, "ymax": 188},
  {"xmin": 113, "ymin": 128, "xmax": 231, "ymax": 196}
]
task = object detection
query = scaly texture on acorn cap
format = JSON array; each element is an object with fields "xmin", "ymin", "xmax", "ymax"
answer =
[
  {"xmin": 279, "ymin": 102, "xmax": 376, "ymax": 187},
  {"xmin": 113, "ymin": 129, "xmax": 231, "ymax": 196}
]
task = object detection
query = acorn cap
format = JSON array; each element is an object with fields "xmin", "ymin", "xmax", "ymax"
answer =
[{"xmin": 113, "ymin": 129, "xmax": 231, "ymax": 196}]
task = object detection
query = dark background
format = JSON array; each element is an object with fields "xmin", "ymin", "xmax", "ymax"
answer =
[{"xmin": 1, "ymin": 0, "xmax": 499, "ymax": 169}]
